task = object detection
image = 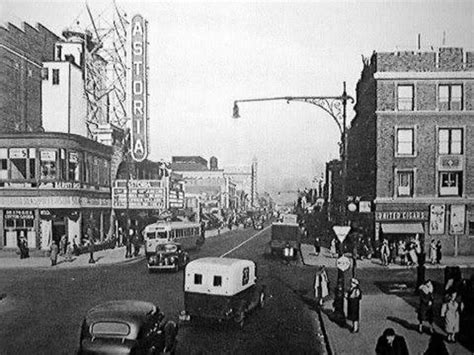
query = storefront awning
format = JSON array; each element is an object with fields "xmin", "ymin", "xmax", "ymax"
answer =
[{"xmin": 382, "ymin": 223, "xmax": 424, "ymax": 234}]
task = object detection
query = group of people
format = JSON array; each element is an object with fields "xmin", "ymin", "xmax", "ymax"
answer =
[
  {"xmin": 121, "ymin": 228, "xmax": 142, "ymax": 259},
  {"xmin": 379, "ymin": 235, "xmax": 438, "ymax": 267},
  {"xmin": 49, "ymin": 232, "xmax": 95, "ymax": 266}
]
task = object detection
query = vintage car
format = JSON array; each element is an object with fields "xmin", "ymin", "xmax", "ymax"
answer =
[
  {"xmin": 182, "ymin": 257, "xmax": 265, "ymax": 328},
  {"xmin": 267, "ymin": 221, "xmax": 300, "ymax": 259},
  {"xmin": 147, "ymin": 242, "xmax": 189, "ymax": 272},
  {"xmin": 78, "ymin": 300, "xmax": 178, "ymax": 355}
]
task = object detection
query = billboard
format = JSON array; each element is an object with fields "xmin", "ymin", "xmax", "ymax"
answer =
[
  {"xmin": 112, "ymin": 180, "xmax": 165, "ymax": 209},
  {"xmin": 129, "ymin": 14, "xmax": 148, "ymax": 162}
]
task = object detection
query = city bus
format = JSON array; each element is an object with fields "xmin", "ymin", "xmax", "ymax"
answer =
[{"xmin": 143, "ymin": 221, "xmax": 204, "ymax": 256}]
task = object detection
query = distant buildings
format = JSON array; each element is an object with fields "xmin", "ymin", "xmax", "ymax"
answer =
[{"xmin": 346, "ymin": 47, "xmax": 474, "ymax": 256}]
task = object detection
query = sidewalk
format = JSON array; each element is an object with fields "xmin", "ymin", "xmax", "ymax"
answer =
[
  {"xmin": 301, "ymin": 244, "xmax": 474, "ymax": 269},
  {"xmin": 301, "ymin": 244, "xmax": 473, "ymax": 355},
  {"xmin": 0, "ymin": 226, "xmax": 243, "ymax": 270}
]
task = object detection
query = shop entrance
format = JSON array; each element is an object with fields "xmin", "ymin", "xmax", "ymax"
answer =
[{"xmin": 52, "ymin": 219, "xmax": 66, "ymax": 245}]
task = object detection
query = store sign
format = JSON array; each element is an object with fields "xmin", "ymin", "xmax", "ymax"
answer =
[
  {"xmin": 1, "ymin": 196, "xmax": 110, "ymax": 208},
  {"xmin": 39, "ymin": 181, "xmax": 81, "ymax": 189},
  {"xmin": 359, "ymin": 201, "xmax": 372, "ymax": 213},
  {"xmin": 449, "ymin": 205, "xmax": 465, "ymax": 235},
  {"xmin": 375, "ymin": 211, "xmax": 427, "ymax": 222},
  {"xmin": 9, "ymin": 148, "xmax": 27, "ymax": 159},
  {"xmin": 429, "ymin": 204, "xmax": 445, "ymax": 235},
  {"xmin": 130, "ymin": 14, "xmax": 148, "ymax": 162},
  {"xmin": 40, "ymin": 150, "xmax": 56, "ymax": 161},
  {"xmin": 169, "ymin": 190, "xmax": 185, "ymax": 208},
  {"xmin": 112, "ymin": 179, "xmax": 165, "ymax": 209},
  {"xmin": 4, "ymin": 209, "xmax": 34, "ymax": 219}
]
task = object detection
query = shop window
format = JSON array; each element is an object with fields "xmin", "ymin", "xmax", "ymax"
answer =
[
  {"xmin": 439, "ymin": 128, "xmax": 463, "ymax": 155},
  {"xmin": 9, "ymin": 148, "xmax": 28, "ymax": 180},
  {"xmin": 83, "ymin": 154, "xmax": 89, "ymax": 183},
  {"xmin": 68, "ymin": 152, "xmax": 80, "ymax": 181},
  {"xmin": 397, "ymin": 85, "xmax": 414, "ymax": 111},
  {"xmin": 439, "ymin": 84, "xmax": 463, "ymax": 111},
  {"xmin": 396, "ymin": 128, "xmax": 414, "ymax": 156},
  {"xmin": 40, "ymin": 149, "xmax": 57, "ymax": 180},
  {"xmin": 439, "ymin": 172, "xmax": 462, "ymax": 197},
  {"xmin": 396, "ymin": 171, "xmax": 414, "ymax": 197}
]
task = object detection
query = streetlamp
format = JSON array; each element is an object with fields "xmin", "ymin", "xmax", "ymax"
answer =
[{"xmin": 232, "ymin": 82, "xmax": 354, "ymax": 318}]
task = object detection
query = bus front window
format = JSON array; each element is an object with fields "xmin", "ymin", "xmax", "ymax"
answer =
[{"xmin": 157, "ymin": 232, "xmax": 168, "ymax": 240}]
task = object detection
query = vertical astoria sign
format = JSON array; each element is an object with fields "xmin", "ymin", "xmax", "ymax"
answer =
[{"xmin": 130, "ymin": 14, "xmax": 148, "ymax": 162}]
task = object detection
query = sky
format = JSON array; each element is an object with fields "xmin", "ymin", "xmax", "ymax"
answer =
[{"xmin": 1, "ymin": 0, "xmax": 473, "ymax": 194}]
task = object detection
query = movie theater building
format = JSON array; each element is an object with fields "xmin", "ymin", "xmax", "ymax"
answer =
[{"xmin": 0, "ymin": 132, "xmax": 113, "ymax": 251}]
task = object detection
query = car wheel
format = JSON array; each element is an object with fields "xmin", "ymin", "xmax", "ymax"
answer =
[
  {"xmin": 258, "ymin": 292, "xmax": 265, "ymax": 308},
  {"xmin": 234, "ymin": 311, "xmax": 245, "ymax": 329}
]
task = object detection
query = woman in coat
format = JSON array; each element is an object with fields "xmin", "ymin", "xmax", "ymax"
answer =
[
  {"xmin": 50, "ymin": 241, "xmax": 59, "ymax": 266},
  {"xmin": 314, "ymin": 266, "xmax": 329, "ymax": 306},
  {"xmin": 418, "ymin": 280, "xmax": 434, "ymax": 334},
  {"xmin": 347, "ymin": 278, "xmax": 362, "ymax": 333},
  {"xmin": 429, "ymin": 239, "xmax": 437, "ymax": 264},
  {"xmin": 441, "ymin": 291, "xmax": 464, "ymax": 342}
]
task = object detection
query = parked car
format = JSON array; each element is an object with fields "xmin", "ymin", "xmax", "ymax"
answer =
[
  {"xmin": 147, "ymin": 242, "xmax": 189, "ymax": 273},
  {"xmin": 78, "ymin": 300, "xmax": 178, "ymax": 354},
  {"xmin": 182, "ymin": 257, "xmax": 265, "ymax": 328}
]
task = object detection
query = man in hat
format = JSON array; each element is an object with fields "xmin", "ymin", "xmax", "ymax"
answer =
[
  {"xmin": 375, "ymin": 328, "xmax": 409, "ymax": 355},
  {"xmin": 347, "ymin": 278, "xmax": 362, "ymax": 333}
]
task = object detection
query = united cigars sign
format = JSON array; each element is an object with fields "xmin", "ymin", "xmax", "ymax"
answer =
[{"xmin": 130, "ymin": 14, "xmax": 148, "ymax": 162}]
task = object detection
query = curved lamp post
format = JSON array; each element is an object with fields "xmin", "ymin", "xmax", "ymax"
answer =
[{"xmin": 232, "ymin": 82, "xmax": 354, "ymax": 318}]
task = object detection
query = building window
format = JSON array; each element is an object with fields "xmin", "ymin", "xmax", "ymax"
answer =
[
  {"xmin": 439, "ymin": 84, "xmax": 463, "ymax": 111},
  {"xmin": 0, "ymin": 148, "xmax": 7, "ymax": 180},
  {"xmin": 396, "ymin": 171, "xmax": 414, "ymax": 197},
  {"xmin": 68, "ymin": 152, "xmax": 80, "ymax": 181},
  {"xmin": 9, "ymin": 148, "xmax": 28, "ymax": 180},
  {"xmin": 469, "ymin": 209, "xmax": 474, "ymax": 236},
  {"xmin": 60, "ymin": 149, "xmax": 67, "ymax": 181},
  {"xmin": 398, "ymin": 85, "xmax": 414, "ymax": 111},
  {"xmin": 396, "ymin": 128, "xmax": 414, "ymax": 155},
  {"xmin": 40, "ymin": 149, "xmax": 57, "ymax": 180},
  {"xmin": 439, "ymin": 128, "xmax": 463, "ymax": 155},
  {"xmin": 52, "ymin": 69, "xmax": 60, "ymax": 85},
  {"xmin": 439, "ymin": 172, "xmax": 462, "ymax": 197}
]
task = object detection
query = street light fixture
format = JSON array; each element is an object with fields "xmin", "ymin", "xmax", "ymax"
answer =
[{"xmin": 232, "ymin": 82, "xmax": 354, "ymax": 319}]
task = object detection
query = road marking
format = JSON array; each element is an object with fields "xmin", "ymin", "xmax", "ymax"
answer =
[{"xmin": 219, "ymin": 225, "xmax": 271, "ymax": 258}]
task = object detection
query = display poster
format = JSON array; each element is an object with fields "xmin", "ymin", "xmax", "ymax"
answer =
[
  {"xmin": 429, "ymin": 204, "xmax": 445, "ymax": 235},
  {"xmin": 449, "ymin": 204, "xmax": 466, "ymax": 235}
]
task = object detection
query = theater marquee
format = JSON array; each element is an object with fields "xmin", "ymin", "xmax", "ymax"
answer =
[{"xmin": 130, "ymin": 14, "xmax": 148, "ymax": 162}]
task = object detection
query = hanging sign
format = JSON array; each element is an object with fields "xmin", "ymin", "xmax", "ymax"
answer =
[
  {"xmin": 429, "ymin": 204, "xmax": 445, "ymax": 235},
  {"xmin": 129, "ymin": 14, "xmax": 148, "ymax": 162},
  {"xmin": 333, "ymin": 226, "xmax": 351, "ymax": 243}
]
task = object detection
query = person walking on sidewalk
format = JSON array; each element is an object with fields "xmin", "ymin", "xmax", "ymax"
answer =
[
  {"xmin": 346, "ymin": 278, "xmax": 362, "ymax": 333},
  {"xmin": 417, "ymin": 280, "xmax": 434, "ymax": 334},
  {"xmin": 50, "ymin": 240, "xmax": 59, "ymax": 266},
  {"xmin": 125, "ymin": 228, "xmax": 133, "ymax": 258},
  {"xmin": 87, "ymin": 232, "xmax": 95, "ymax": 264},
  {"xmin": 375, "ymin": 328, "xmax": 409, "ymax": 355},
  {"xmin": 436, "ymin": 241, "xmax": 442, "ymax": 264},
  {"xmin": 380, "ymin": 239, "xmax": 390, "ymax": 266},
  {"xmin": 314, "ymin": 266, "xmax": 329, "ymax": 306},
  {"xmin": 441, "ymin": 291, "xmax": 464, "ymax": 343},
  {"xmin": 65, "ymin": 236, "xmax": 73, "ymax": 262},
  {"xmin": 429, "ymin": 239, "xmax": 437, "ymax": 264}
]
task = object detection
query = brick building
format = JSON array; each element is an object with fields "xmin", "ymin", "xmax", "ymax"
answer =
[
  {"xmin": 0, "ymin": 22, "xmax": 59, "ymax": 132},
  {"xmin": 347, "ymin": 47, "xmax": 474, "ymax": 256}
]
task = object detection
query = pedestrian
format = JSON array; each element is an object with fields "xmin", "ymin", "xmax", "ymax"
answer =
[
  {"xmin": 398, "ymin": 240, "xmax": 406, "ymax": 265},
  {"xmin": 50, "ymin": 241, "xmax": 59, "ymax": 266},
  {"xmin": 380, "ymin": 239, "xmax": 390, "ymax": 266},
  {"xmin": 87, "ymin": 232, "xmax": 95, "ymax": 264},
  {"xmin": 436, "ymin": 241, "xmax": 442, "ymax": 264},
  {"xmin": 65, "ymin": 236, "xmax": 73, "ymax": 262},
  {"xmin": 17, "ymin": 232, "xmax": 29, "ymax": 259},
  {"xmin": 408, "ymin": 242, "xmax": 418, "ymax": 266},
  {"xmin": 417, "ymin": 280, "xmax": 434, "ymax": 334},
  {"xmin": 424, "ymin": 333, "xmax": 448, "ymax": 355},
  {"xmin": 441, "ymin": 291, "xmax": 464, "ymax": 343},
  {"xmin": 389, "ymin": 241, "xmax": 397, "ymax": 264},
  {"xmin": 314, "ymin": 266, "xmax": 329, "ymax": 306},
  {"xmin": 125, "ymin": 228, "xmax": 133, "ymax": 258},
  {"xmin": 314, "ymin": 237, "xmax": 321, "ymax": 256},
  {"xmin": 330, "ymin": 238, "xmax": 337, "ymax": 257},
  {"xmin": 132, "ymin": 230, "xmax": 141, "ymax": 257},
  {"xmin": 375, "ymin": 328, "xmax": 409, "ymax": 355},
  {"xmin": 346, "ymin": 278, "xmax": 362, "ymax": 333},
  {"xmin": 59, "ymin": 234, "xmax": 67, "ymax": 256},
  {"xmin": 429, "ymin": 239, "xmax": 437, "ymax": 264}
]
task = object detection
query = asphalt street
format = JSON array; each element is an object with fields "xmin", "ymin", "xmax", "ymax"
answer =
[{"xmin": 0, "ymin": 226, "xmax": 323, "ymax": 355}]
